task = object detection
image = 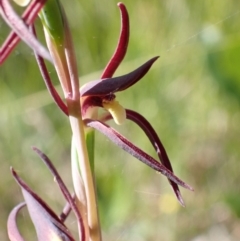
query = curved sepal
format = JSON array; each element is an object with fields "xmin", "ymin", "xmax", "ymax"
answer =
[
  {"xmin": 84, "ymin": 119, "xmax": 193, "ymax": 191},
  {"xmin": 11, "ymin": 167, "xmax": 75, "ymax": 241},
  {"xmin": 32, "ymin": 147, "xmax": 85, "ymax": 241},
  {"xmin": 100, "ymin": 110, "xmax": 185, "ymax": 206},
  {"xmin": 81, "ymin": 57, "xmax": 159, "ymax": 97},
  {"xmin": 0, "ymin": 0, "xmax": 52, "ymax": 63},
  {"xmin": 126, "ymin": 109, "xmax": 185, "ymax": 206},
  {"xmin": 101, "ymin": 3, "xmax": 129, "ymax": 78},
  {"xmin": 7, "ymin": 202, "xmax": 26, "ymax": 241}
]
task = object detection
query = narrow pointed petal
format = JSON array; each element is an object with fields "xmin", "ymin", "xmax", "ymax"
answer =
[
  {"xmin": 81, "ymin": 57, "xmax": 159, "ymax": 97},
  {"xmin": 1, "ymin": 0, "xmax": 47, "ymax": 64},
  {"xmin": 34, "ymin": 51, "xmax": 69, "ymax": 115},
  {"xmin": 101, "ymin": 3, "xmax": 129, "ymax": 78},
  {"xmin": 32, "ymin": 147, "xmax": 85, "ymax": 241},
  {"xmin": 60, "ymin": 198, "xmax": 73, "ymax": 222},
  {"xmin": 100, "ymin": 111, "xmax": 184, "ymax": 205},
  {"xmin": 0, "ymin": 0, "xmax": 52, "ymax": 63},
  {"xmin": 7, "ymin": 202, "xmax": 26, "ymax": 241},
  {"xmin": 0, "ymin": 31, "xmax": 20, "ymax": 65},
  {"xmin": 125, "ymin": 109, "xmax": 184, "ymax": 206},
  {"xmin": 30, "ymin": 26, "xmax": 69, "ymax": 116},
  {"xmin": 11, "ymin": 167, "xmax": 75, "ymax": 241},
  {"xmin": 85, "ymin": 119, "xmax": 193, "ymax": 191}
]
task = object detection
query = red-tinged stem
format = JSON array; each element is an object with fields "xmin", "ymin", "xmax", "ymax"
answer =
[
  {"xmin": 31, "ymin": 25, "xmax": 69, "ymax": 116},
  {"xmin": 0, "ymin": 0, "xmax": 51, "ymax": 64},
  {"xmin": 101, "ymin": 3, "xmax": 129, "ymax": 79}
]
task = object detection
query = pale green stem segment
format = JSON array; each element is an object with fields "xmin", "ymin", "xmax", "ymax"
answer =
[
  {"xmin": 68, "ymin": 101, "xmax": 101, "ymax": 241},
  {"xmin": 39, "ymin": 0, "xmax": 72, "ymax": 95},
  {"xmin": 86, "ymin": 129, "xmax": 95, "ymax": 172},
  {"xmin": 39, "ymin": 1, "xmax": 101, "ymax": 240},
  {"xmin": 71, "ymin": 135, "xmax": 89, "ymax": 241}
]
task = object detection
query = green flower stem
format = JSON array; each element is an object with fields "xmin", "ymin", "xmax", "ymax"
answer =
[
  {"xmin": 43, "ymin": 27, "xmax": 72, "ymax": 95},
  {"xmin": 39, "ymin": 1, "xmax": 101, "ymax": 240},
  {"xmin": 58, "ymin": 12, "xmax": 102, "ymax": 241},
  {"xmin": 71, "ymin": 134, "xmax": 89, "ymax": 241},
  {"xmin": 67, "ymin": 99, "xmax": 101, "ymax": 241},
  {"xmin": 39, "ymin": 0, "xmax": 72, "ymax": 95},
  {"xmin": 61, "ymin": 9, "xmax": 80, "ymax": 100},
  {"xmin": 85, "ymin": 130, "xmax": 95, "ymax": 172}
]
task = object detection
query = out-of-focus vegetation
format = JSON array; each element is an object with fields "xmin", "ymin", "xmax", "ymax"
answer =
[{"xmin": 1, "ymin": 0, "xmax": 240, "ymax": 240}]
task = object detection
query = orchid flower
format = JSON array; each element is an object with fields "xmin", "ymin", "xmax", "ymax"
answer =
[
  {"xmin": 1, "ymin": 1, "xmax": 193, "ymax": 241},
  {"xmin": 79, "ymin": 4, "xmax": 193, "ymax": 206}
]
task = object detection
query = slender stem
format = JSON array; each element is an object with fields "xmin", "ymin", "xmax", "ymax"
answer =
[
  {"xmin": 60, "ymin": 7, "xmax": 101, "ymax": 240},
  {"xmin": 63, "ymin": 10, "xmax": 79, "ymax": 101},
  {"xmin": 71, "ymin": 140, "xmax": 89, "ymax": 241},
  {"xmin": 85, "ymin": 129, "xmax": 95, "ymax": 172},
  {"xmin": 43, "ymin": 26, "xmax": 72, "ymax": 96},
  {"xmin": 39, "ymin": 2, "xmax": 101, "ymax": 239},
  {"xmin": 67, "ymin": 98, "xmax": 101, "ymax": 241}
]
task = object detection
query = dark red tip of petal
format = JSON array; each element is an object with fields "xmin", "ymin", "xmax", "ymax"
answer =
[
  {"xmin": 126, "ymin": 109, "xmax": 185, "ymax": 206},
  {"xmin": 101, "ymin": 3, "xmax": 129, "ymax": 78},
  {"xmin": 81, "ymin": 56, "xmax": 159, "ymax": 97}
]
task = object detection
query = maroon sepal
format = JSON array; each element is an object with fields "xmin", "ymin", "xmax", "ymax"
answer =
[
  {"xmin": 84, "ymin": 119, "xmax": 194, "ymax": 191},
  {"xmin": 10, "ymin": 167, "xmax": 75, "ymax": 241},
  {"xmin": 81, "ymin": 57, "xmax": 159, "ymax": 97}
]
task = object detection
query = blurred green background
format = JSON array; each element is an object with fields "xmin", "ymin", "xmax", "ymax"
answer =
[{"xmin": 1, "ymin": 0, "xmax": 240, "ymax": 240}]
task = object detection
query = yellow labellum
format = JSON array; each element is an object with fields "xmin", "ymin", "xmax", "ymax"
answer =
[
  {"xmin": 12, "ymin": 0, "xmax": 31, "ymax": 7},
  {"xmin": 103, "ymin": 100, "xmax": 126, "ymax": 125}
]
